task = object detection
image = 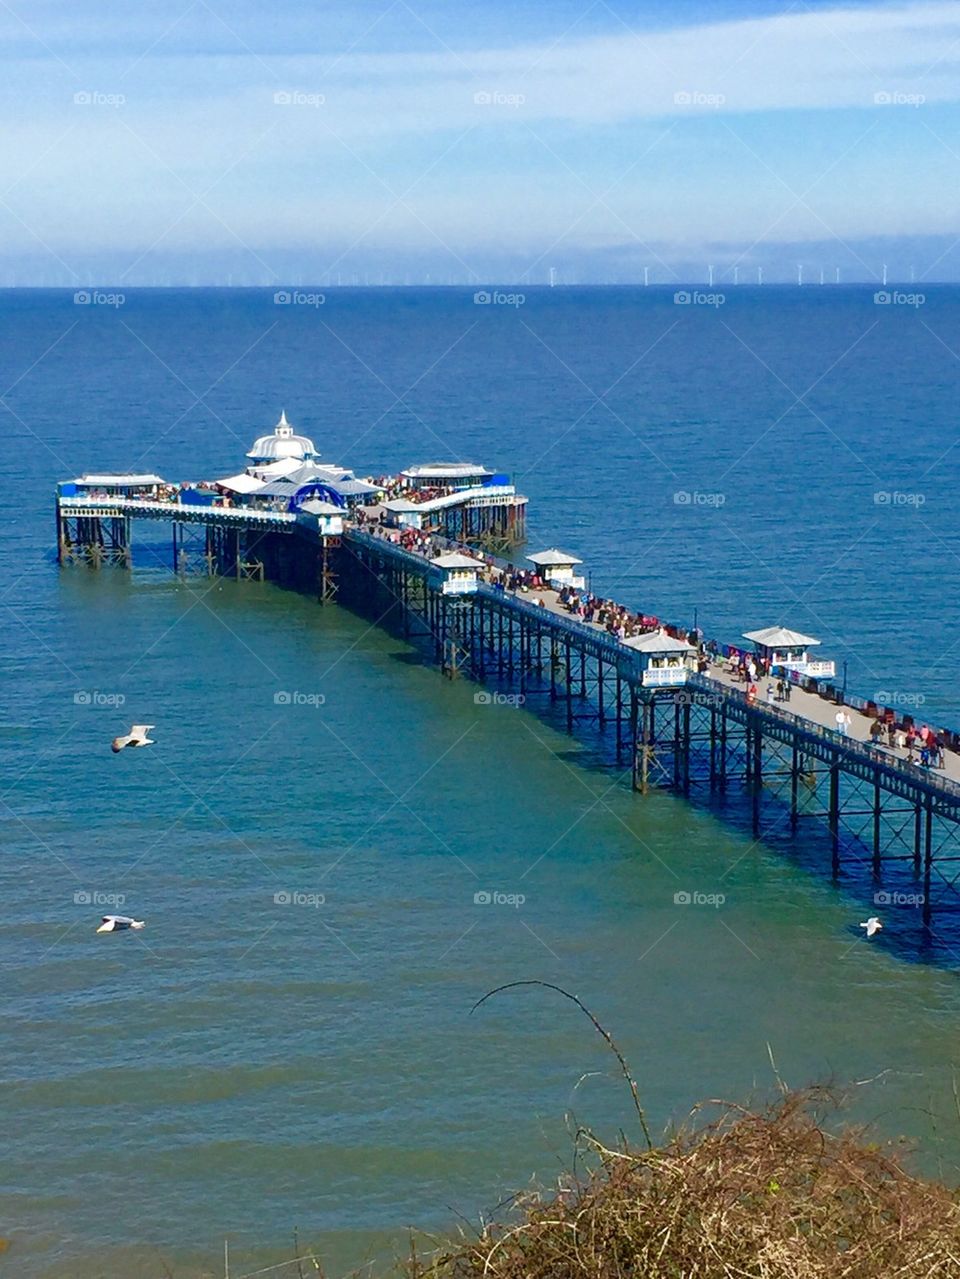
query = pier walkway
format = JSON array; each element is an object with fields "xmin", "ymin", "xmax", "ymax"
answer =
[{"xmin": 56, "ymin": 480, "xmax": 960, "ymax": 923}]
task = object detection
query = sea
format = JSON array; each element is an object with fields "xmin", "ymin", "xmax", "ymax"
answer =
[{"xmin": 3, "ymin": 285, "xmax": 960, "ymax": 1278}]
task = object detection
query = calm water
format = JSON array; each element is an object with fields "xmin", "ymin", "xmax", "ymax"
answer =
[{"xmin": 3, "ymin": 287, "xmax": 960, "ymax": 1277}]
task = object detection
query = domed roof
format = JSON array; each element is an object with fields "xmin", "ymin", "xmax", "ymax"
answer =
[{"xmin": 246, "ymin": 411, "xmax": 318, "ymax": 462}]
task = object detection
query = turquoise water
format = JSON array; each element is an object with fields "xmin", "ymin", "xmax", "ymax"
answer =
[{"xmin": 3, "ymin": 288, "xmax": 960, "ymax": 1276}]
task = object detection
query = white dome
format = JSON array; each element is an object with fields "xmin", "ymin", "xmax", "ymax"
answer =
[{"xmin": 246, "ymin": 411, "xmax": 318, "ymax": 462}]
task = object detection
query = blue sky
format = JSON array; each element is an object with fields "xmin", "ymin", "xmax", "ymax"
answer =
[{"xmin": 2, "ymin": 0, "xmax": 960, "ymax": 284}]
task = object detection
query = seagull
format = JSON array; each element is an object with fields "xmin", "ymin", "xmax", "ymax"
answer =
[
  {"xmin": 111, "ymin": 724, "xmax": 155, "ymax": 753},
  {"xmin": 859, "ymin": 916, "xmax": 883, "ymax": 938},
  {"xmin": 96, "ymin": 915, "xmax": 145, "ymax": 933}
]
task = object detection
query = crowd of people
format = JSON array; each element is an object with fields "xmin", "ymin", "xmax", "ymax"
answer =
[{"xmin": 867, "ymin": 717, "xmax": 945, "ymax": 768}]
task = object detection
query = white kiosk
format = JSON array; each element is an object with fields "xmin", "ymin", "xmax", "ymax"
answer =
[
  {"xmin": 296, "ymin": 498, "xmax": 344, "ymax": 538},
  {"xmin": 430, "ymin": 552, "xmax": 485, "ymax": 596},
  {"xmin": 742, "ymin": 626, "xmax": 835, "ymax": 678},
  {"xmin": 381, "ymin": 498, "xmax": 426, "ymax": 530},
  {"xmin": 526, "ymin": 549, "xmax": 585, "ymax": 590},
  {"xmin": 623, "ymin": 632, "xmax": 696, "ymax": 687}
]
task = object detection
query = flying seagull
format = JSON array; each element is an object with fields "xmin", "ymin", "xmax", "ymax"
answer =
[
  {"xmin": 97, "ymin": 915, "xmax": 145, "ymax": 933},
  {"xmin": 859, "ymin": 916, "xmax": 883, "ymax": 938},
  {"xmin": 111, "ymin": 724, "xmax": 155, "ymax": 753}
]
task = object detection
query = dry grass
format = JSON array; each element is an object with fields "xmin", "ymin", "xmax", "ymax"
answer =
[{"xmin": 401, "ymin": 1090, "xmax": 960, "ymax": 1279}]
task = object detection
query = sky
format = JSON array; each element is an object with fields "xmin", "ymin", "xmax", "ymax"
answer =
[{"xmin": 2, "ymin": 0, "xmax": 960, "ymax": 284}]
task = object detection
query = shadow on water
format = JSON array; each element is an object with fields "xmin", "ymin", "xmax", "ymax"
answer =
[{"xmin": 341, "ymin": 587, "xmax": 960, "ymax": 972}]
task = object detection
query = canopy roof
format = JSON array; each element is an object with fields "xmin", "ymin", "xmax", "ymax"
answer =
[
  {"xmin": 401, "ymin": 462, "xmax": 493, "ymax": 480},
  {"xmin": 432, "ymin": 552, "xmax": 484, "ymax": 570},
  {"xmin": 74, "ymin": 473, "xmax": 164, "ymax": 487},
  {"xmin": 215, "ymin": 472, "xmax": 266, "ymax": 494},
  {"xmin": 330, "ymin": 478, "xmax": 378, "ymax": 496},
  {"xmin": 527, "ymin": 548, "xmax": 583, "ymax": 567},
  {"xmin": 742, "ymin": 626, "xmax": 821, "ymax": 649},
  {"xmin": 253, "ymin": 480, "xmax": 299, "ymax": 498},
  {"xmin": 383, "ymin": 498, "xmax": 423, "ymax": 512},
  {"xmin": 251, "ymin": 456, "xmax": 304, "ymax": 478},
  {"xmin": 298, "ymin": 498, "xmax": 344, "ymax": 516},
  {"xmin": 623, "ymin": 632, "xmax": 696, "ymax": 654}
]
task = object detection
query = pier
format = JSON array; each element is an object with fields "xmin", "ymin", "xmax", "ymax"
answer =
[{"xmin": 55, "ymin": 421, "xmax": 960, "ymax": 927}]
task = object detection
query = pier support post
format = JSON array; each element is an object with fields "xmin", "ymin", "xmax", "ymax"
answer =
[
  {"xmin": 630, "ymin": 688, "xmax": 641, "ymax": 791},
  {"xmin": 564, "ymin": 640, "xmax": 573, "ymax": 734},
  {"xmin": 923, "ymin": 800, "xmax": 933, "ymax": 927},
  {"xmin": 829, "ymin": 763, "xmax": 840, "ymax": 876},
  {"xmin": 914, "ymin": 803, "xmax": 923, "ymax": 876},
  {"xmin": 872, "ymin": 777, "xmax": 882, "ymax": 878}
]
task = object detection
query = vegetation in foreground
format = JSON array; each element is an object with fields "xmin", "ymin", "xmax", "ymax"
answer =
[
  {"xmin": 386, "ymin": 982, "xmax": 960, "ymax": 1279},
  {"xmin": 395, "ymin": 1087, "xmax": 960, "ymax": 1279}
]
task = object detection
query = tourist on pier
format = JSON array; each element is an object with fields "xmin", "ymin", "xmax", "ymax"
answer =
[
  {"xmin": 746, "ymin": 682, "xmax": 757, "ymax": 704},
  {"xmin": 766, "ymin": 683, "xmax": 775, "ymax": 705},
  {"xmin": 869, "ymin": 718, "xmax": 883, "ymax": 745},
  {"xmin": 834, "ymin": 708, "xmax": 852, "ymax": 736}
]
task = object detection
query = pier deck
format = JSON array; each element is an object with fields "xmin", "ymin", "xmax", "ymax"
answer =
[{"xmin": 55, "ymin": 483, "xmax": 960, "ymax": 924}]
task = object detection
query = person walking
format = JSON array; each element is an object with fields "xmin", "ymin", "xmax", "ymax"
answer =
[{"xmin": 835, "ymin": 708, "xmax": 850, "ymax": 736}]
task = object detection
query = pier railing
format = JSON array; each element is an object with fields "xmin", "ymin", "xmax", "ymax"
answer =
[
  {"xmin": 57, "ymin": 495, "xmax": 297, "ymax": 526},
  {"xmin": 689, "ymin": 673, "xmax": 960, "ymax": 803}
]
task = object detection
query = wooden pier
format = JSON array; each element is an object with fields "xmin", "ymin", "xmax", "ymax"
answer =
[{"xmin": 55, "ymin": 486, "xmax": 960, "ymax": 927}]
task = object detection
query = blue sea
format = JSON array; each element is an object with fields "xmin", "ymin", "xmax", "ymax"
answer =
[{"xmin": 3, "ymin": 286, "xmax": 960, "ymax": 1277}]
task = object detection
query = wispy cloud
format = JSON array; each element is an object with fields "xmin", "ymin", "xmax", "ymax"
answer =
[{"xmin": 1, "ymin": 1, "xmax": 959, "ymax": 281}]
